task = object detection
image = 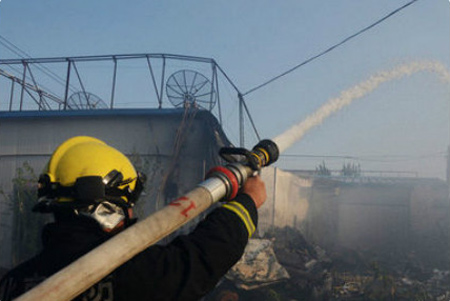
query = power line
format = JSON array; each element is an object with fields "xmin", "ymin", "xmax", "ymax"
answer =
[
  {"xmin": 281, "ymin": 151, "xmax": 446, "ymax": 163},
  {"xmin": 0, "ymin": 35, "xmax": 74, "ymax": 92},
  {"xmin": 242, "ymin": 0, "xmax": 420, "ymax": 96}
]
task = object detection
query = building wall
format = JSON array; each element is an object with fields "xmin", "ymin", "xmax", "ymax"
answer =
[
  {"xmin": 410, "ymin": 182, "xmax": 450, "ymax": 267},
  {"xmin": 0, "ymin": 108, "xmax": 230, "ymax": 268},
  {"xmin": 1, "ymin": 109, "xmax": 448, "ymax": 268},
  {"xmin": 261, "ymin": 171, "xmax": 449, "ymax": 265},
  {"xmin": 334, "ymin": 183, "xmax": 411, "ymax": 252},
  {"xmin": 259, "ymin": 167, "xmax": 312, "ymax": 235}
]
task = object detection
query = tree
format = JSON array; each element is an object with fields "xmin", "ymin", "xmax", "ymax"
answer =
[
  {"xmin": 340, "ymin": 162, "xmax": 361, "ymax": 177},
  {"xmin": 315, "ymin": 161, "xmax": 331, "ymax": 176}
]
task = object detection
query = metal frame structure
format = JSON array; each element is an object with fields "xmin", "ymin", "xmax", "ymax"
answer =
[
  {"xmin": 0, "ymin": 53, "xmax": 260, "ymax": 146},
  {"xmin": 0, "ymin": 54, "xmax": 219, "ymax": 111}
]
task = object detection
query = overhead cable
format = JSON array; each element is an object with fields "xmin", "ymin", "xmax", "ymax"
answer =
[
  {"xmin": 0, "ymin": 34, "xmax": 74, "ymax": 91},
  {"xmin": 281, "ymin": 151, "xmax": 446, "ymax": 163},
  {"xmin": 242, "ymin": 0, "xmax": 420, "ymax": 96}
]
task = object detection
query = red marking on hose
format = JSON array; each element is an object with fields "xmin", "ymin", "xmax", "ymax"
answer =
[
  {"xmin": 207, "ymin": 166, "xmax": 239, "ymax": 200},
  {"xmin": 169, "ymin": 196, "xmax": 196, "ymax": 217},
  {"xmin": 181, "ymin": 201, "xmax": 197, "ymax": 217},
  {"xmin": 169, "ymin": 196, "xmax": 189, "ymax": 207}
]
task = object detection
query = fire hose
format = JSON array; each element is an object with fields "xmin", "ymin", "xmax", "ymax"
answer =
[{"xmin": 15, "ymin": 139, "xmax": 279, "ymax": 301}]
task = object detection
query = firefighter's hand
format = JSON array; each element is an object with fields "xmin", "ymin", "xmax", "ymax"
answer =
[{"xmin": 242, "ymin": 175, "xmax": 266, "ymax": 209}]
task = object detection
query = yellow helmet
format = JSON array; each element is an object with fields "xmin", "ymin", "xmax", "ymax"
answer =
[{"xmin": 36, "ymin": 136, "xmax": 145, "ymax": 211}]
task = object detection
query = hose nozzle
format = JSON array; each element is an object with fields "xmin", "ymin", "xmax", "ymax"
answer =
[
  {"xmin": 219, "ymin": 139, "xmax": 279, "ymax": 171},
  {"xmin": 207, "ymin": 139, "xmax": 279, "ymax": 201},
  {"xmin": 250, "ymin": 139, "xmax": 279, "ymax": 169}
]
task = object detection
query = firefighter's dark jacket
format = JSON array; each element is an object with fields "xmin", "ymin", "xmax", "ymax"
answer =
[{"xmin": 0, "ymin": 193, "xmax": 257, "ymax": 301}]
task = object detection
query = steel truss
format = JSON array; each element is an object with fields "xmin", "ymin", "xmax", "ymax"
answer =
[{"xmin": 0, "ymin": 53, "xmax": 259, "ymax": 146}]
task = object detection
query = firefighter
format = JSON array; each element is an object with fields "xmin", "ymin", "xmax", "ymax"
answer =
[{"xmin": 0, "ymin": 136, "xmax": 266, "ymax": 300}]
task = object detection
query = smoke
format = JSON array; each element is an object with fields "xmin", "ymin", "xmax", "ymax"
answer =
[{"xmin": 273, "ymin": 61, "xmax": 450, "ymax": 154}]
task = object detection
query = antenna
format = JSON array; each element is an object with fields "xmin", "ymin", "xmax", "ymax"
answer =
[
  {"xmin": 166, "ymin": 70, "xmax": 216, "ymax": 110},
  {"xmin": 67, "ymin": 92, "xmax": 108, "ymax": 110}
]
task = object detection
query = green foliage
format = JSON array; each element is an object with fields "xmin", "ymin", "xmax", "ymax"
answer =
[
  {"xmin": 10, "ymin": 162, "xmax": 51, "ymax": 265},
  {"xmin": 127, "ymin": 151, "xmax": 163, "ymax": 218}
]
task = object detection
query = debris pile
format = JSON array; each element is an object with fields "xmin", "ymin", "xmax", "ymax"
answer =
[
  {"xmin": 205, "ymin": 227, "xmax": 333, "ymax": 300},
  {"xmin": 331, "ymin": 263, "xmax": 450, "ymax": 300},
  {"xmin": 225, "ymin": 239, "xmax": 290, "ymax": 290},
  {"xmin": 206, "ymin": 226, "xmax": 450, "ymax": 301}
]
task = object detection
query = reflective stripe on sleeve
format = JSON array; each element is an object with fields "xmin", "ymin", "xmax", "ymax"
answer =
[{"xmin": 222, "ymin": 201, "xmax": 256, "ymax": 238}]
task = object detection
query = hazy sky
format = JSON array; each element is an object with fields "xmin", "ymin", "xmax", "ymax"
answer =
[{"xmin": 0, "ymin": 0, "xmax": 449, "ymax": 179}]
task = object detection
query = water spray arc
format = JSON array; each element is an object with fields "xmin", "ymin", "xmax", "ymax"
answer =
[{"xmin": 273, "ymin": 61, "xmax": 450, "ymax": 153}]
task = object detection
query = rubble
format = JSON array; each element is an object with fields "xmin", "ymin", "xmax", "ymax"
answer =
[
  {"xmin": 225, "ymin": 239, "xmax": 290, "ymax": 290},
  {"xmin": 206, "ymin": 226, "xmax": 450, "ymax": 301},
  {"xmin": 205, "ymin": 227, "xmax": 333, "ymax": 300}
]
